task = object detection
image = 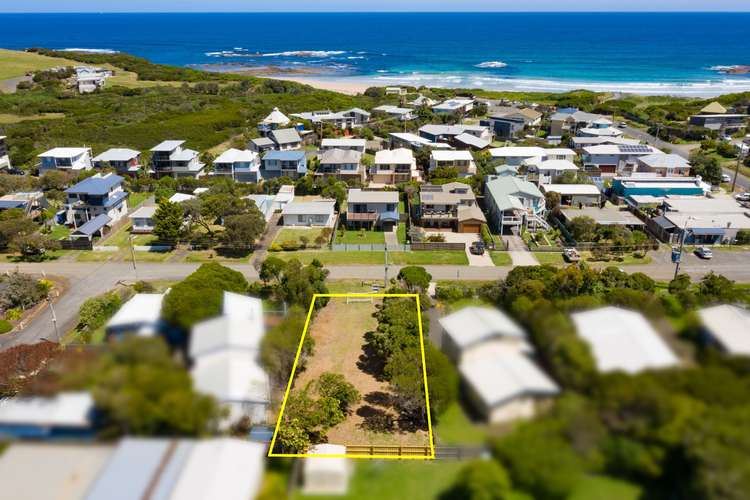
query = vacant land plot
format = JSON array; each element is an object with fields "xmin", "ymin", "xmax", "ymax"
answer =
[
  {"xmin": 277, "ymin": 296, "xmax": 430, "ymax": 454},
  {"xmin": 0, "ymin": 48, "xmax": 81, "ymax": 80},
  {"xmin": 334, "ymin": 229, "xmax": 386, "ymax": 245},
  {"xmin": 0, "ymin": 113, "xmax": 65, "ymax": 124},
  {"xmin": 274, "ymin": 228, "xmax": 327, "ymax": 247}
]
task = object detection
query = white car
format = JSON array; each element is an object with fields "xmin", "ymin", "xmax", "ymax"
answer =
[
  {"xmin": 721, "ymin": 174, "xmax": 732, "ymax": 183},
  {"xmin": 736, "ymin": 192, "xmax": 750, "ymax": 202},
  {"xmin": 695, "ymin": 247, "xmax": 713, "ymax": 259}
]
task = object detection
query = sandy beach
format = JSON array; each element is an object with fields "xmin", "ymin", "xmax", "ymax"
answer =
[{"xmin": 260, "ymin": 75, "xmax": 375, "ymax": 95}]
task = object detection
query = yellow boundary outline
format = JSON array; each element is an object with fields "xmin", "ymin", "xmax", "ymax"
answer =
[{"xmin": 267, "ymin": 293, "xmax": 435, "ymax": 460}]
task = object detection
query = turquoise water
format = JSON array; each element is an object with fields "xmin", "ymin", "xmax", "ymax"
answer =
[{"xmin": 1, "ymin": 12, "xmax": 749, "ymax": 95}]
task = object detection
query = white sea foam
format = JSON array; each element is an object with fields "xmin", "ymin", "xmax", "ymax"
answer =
[
  {"xmin": 368, "ymin": 71, "xmax": 750, "ymax": 97},
  {"xmin": 347, "ymin": 56, "xmax": 365, "ymax": 60},
  {"xmin": 476, "ymin": 61, "xmax": 508, "ymax": 69},
  {"xmin": 61, "ymin": 48, "xmax": 118, "ymax": 54},
  {"xmin": 262, "ymin": 50, "xmax": 346, "ymax": 57}
]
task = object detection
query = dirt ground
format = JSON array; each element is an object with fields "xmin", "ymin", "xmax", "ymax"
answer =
[{"xmin": 290, "ymin": 297, "xmax": 430, "ymax": 448}]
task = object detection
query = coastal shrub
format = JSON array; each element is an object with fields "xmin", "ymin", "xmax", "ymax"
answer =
[
  {"xmin": 0, "ymin": 273, "xmax": 47, "ymax": 311},
  {"xmin": 397, "ymin": 266, "xmax": 432, "ymax": 292},
  {"xmin": 269, "ymin": 243, "xmax": 283, "ymax": 252},
  {"xmin": 0, "ymin": 320, "xmax": 12, "ymax": 334},
  {"xmin": 280, "ymin": 240, "xmax": 300, "ymax": 251},
  {"xmin": 77, "ymin": 291, "xmax": 123, "ymax": 334},
  {"xmin": 435, "ymin": 284, "xmax": 473, "ymax": 303},
  {"xmin": 736, "ymin": 230, "xmax": 750, "ymax": 245},
  {"xmin": 481, "ymin": 224, "xmax": 494, "ymax": 247}
]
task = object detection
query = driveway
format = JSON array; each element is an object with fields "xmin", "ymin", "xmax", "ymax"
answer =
[
  {"xmin": 506, "ymin": 235, "xmax": 540, "ymax": 266},
  {"xmin": 384, "ymin": 228, "xmax": 399, "ymax": 248},
  {"xmin": 426, "ymin": 232, "xmax": 494, "ymax": 267}
]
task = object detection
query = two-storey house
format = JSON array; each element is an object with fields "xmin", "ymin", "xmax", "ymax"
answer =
[
  {"xmin": 345, "ymin": 189, "xmax": 400, "ymax": 231},
  {"xmin": 64, "ymin": 173, "xmax": 128, "ymax": 229},
  {"xmin": 371, "ymin": 149, "xmax": 421, "ymax": 186},
  {"xmin": 212, "ymin": 149, "xmax": 261, "ymax": 182},
  {"xmin": 38, "ymin": 147, "xmax": 93, "ymax": 175},
  {"xmin": 261, "ymin": 150, "xmax": 307, "ymax": 180},
  {"xmin": 92, "ymin": 148, "xmax": 142, "ymax": 175},
  {"xmin": 419, "ymin": 182, "xmax": 486, "ymax": 233},
  {"xmin": 316, "ymin": 149, "xmax": 365, "ymax": 183},
  {"xmin": 150, "ymin": 140, "xmax": 205, "ymax": 178}
]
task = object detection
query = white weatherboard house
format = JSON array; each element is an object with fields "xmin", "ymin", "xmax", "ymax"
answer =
[
  {"xmin": 128, "ymin": 205, "xmax": 157, "ymax": 233},
  {"xmin": 429, "ymin": 150, "xmax": 477, "ymax": 177},
  {"xmin": 460, "ymin": 346, "xmax": 559, "ymax": 424},
  {"xmin": 572, "ymin": 306, "xmax": 680, "ymax": 374},
  {"xmin": 541, "ymin": 184, "xmax": 601, "ymax": 206},
  {"xmin": 440, "ymin": 306, "xmax": 558, "ymax": 424},
  {"xmin": 190, "ymin": 292, "xmax": 270, "ymax": 428},
  {"xmin": 282, "ymin": 200, "xmax": 336, "ymax": 227},
  {"xmin": 38, "ymin": 147, "xmax": 93, "ymax": 174},
  {"xmin": 439, "ymin": 306, "xmax": 530, "ymax": 363},
  {"xmin": 373, "ymin": 105, "xmax": 415, "ymax": 121},
  {"xmin": 92, "ymin": 148, "xmax": 142, "ymax": 175},
  {"xmin": 698, "ymin": 304, "xmax": 750, "ymax": 356},
  {"xmin": 433, "ymin": 98, "xmax": 474, "ymax": 114},
  {"xmin": 212, "ymin": 148, "xmax": 261, "ymax": 183},
  {"xmin": 105, "ymin": 293, "xmax": 165, "ymax": 339},
  {"xmin": 0, "ymin": 136, "xmax": 10, "ymax": 170},
  {"xmin": 371, "ymin": 148, "xmax": 420, "ymax": 186},
  {"xmin": 150, "ymin": 140, "xmax": 205, "ymax": 178}
]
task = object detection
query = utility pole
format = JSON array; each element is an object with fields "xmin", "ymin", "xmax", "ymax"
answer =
[
  {"xmin": 384, "ymin": 245, "xmax": 389, "ymax": 287},
  {"xmin": 47, "ymin": 295, "xmax": 60, "ymax": 343},
  {"xmin": 673, "ymin": 216, "xmax": 696, "ymax": 281},
  {"xmin": 129, "ymin": 235, "xmax": 138, "ymax": 282}
]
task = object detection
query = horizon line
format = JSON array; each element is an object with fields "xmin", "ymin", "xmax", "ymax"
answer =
[{"xmin": 2, "ymin": 10, "xmax": 750, "ymax": 14}]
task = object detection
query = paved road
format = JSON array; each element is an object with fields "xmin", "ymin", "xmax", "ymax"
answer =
[
  {"xmin": 2, "ymin": 250, "xmax": 749, "ymax": 351},
  {"xmin": 623, "ymin": 125, "xmax": 750, "ymax": 191}
]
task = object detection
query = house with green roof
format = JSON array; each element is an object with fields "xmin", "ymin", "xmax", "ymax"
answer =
[{"xmin": 484, "ymin": 175, "xmax": 547, "ymax": 234}]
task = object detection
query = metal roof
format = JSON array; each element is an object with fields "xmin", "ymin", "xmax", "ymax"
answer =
[
  {"xmin": 460, "ymin": 348, "xmax": 559, "ymax": 407},
  {"xmin": 106, "ymin": 294, "xmax": 164, "ymax": 333},
  {"xmin": 92, "ymin": 148, "xmax": 140, "ymax": 163},
  {"xmin": 38, "ymin": 147, "xmax": 90, "ymax": 158},
  {"xmin": 190, "ymin": 315, "xmax": 265, "ymax": 360},
  {"xmin": 542, "ymin": 184, "xmax": 601, "ymax": 196},
  {"xmin": 72, "ymin": 214, "xmax": 112, "ymax": 236},
  {"xmin": 191, "ymin": 350, "xmax": 269, "ymax": 403},
  {"xmin": 319, "ymin": 148, "xmax": 362, "ymax": 165},
  {"xmin": 572, "ymin": 307, "xmax": 679, "ymax": 374},
  {"xmin": 270, "ymin": 128, "xmax": 302, "ymax": 145},
  {"xmin": 65, "ymin": 174, "xmax": 123, "ymax": 196},
  {"xmin": 213, "ymin": 148, "xmax": 258, "ymax": 164},
  {"xmin": 128, "ymin": 206, "xmax": 157, "ymax": 219},
  {"xmin": 150, "ymin": 140, "xmax": 185, "ymax": 152},
  {"xmin": 263, "ymin": 150, "xmax": 305, "ymax": 161},
  {"xmin": 440, "ymin": 306, "xmax": 526, "ymax": 350},
  {"xmin": 698, "ymin": 305, "xmax": 750, "ymax": 356},
  {"xmin": 282, "ymin": 200, "xmax": 335, "ymax": 215},
  {"xmin": 347, "ymin": 188, "xmax": 399, "ymax": 204},
  {"xmin": 0, "ymin": 392, "xmax": 93, "ymax": 428}
]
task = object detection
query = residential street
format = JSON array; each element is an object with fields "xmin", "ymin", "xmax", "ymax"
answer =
[
  {"xmin": 2, "ymin": 250, "xmax": 750, "ymax": 351},
  {"xmin": 623, "ymin": 124, "xmax": 750, "ymax": 191}
]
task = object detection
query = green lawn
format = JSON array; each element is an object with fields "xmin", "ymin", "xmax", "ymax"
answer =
[
  {"xmin": 567, "ymin": 475, "xmax": 642, "ymax": 500},
  {"xmin": 583, "ymin": 251, "xmax": 653, "ymax": 266},
  {"xmin": 397, "ymin": 223, "xmax": 407, "ymax": 244},
  {"xmin": 294, "ymin": 461, "xmax": 466, "ymax": 500},
  {"xmin": 0, "ymin": 48, "xmax": 82, "ymax": 80},
  {"xmin": 274, "ymin": 250, "xmax": 468, "ymax": 266},
  {"xmin": 335, "ymin": 229, "xmax": 386, "ymax": 245},
  {"xmin": 127, "ymin": 192, "xmax": 152, "ymax": 209},
  {"xmin": 0, "ymin": 113, "xmax": 65, "ymax": 124},
  {"xmin": 183, "ymin": 250, "xmax": 251, "ymax": 263},
  {"xmin": 326, "ymin": 279, "xmax": 383, "ymax": 294},
  {"xmin": 490, "ymin": 251, "xmax": 512, "ymax": 266},
  {"xmin": 105, "ymin": 224, "xmax": 159, "ymax": 248},
  {"xmin": 534, "ymin": 252, "xmax": 566, "ymax": 265},
  {"xmin": 274, "ymin": 228, "xmax": 327, "ymax": 246},
  {"xmin": 48, "ymin": 224, "xmax": 71, "ymax": 240},
  {"xmin": 433, "ymin": 402, "xmax": 489, "ymax": 446}
]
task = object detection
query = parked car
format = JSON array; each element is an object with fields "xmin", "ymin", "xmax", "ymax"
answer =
[
  {"xmin": 735, "ymin": 192, "xmax": 750, "ymax": 202},
  {"xmin": 721, "ymin": 174, "xmax": 732, "ymax": 183},
  {"xmin": 695, "ymin": 246, "xmax": 713, "ymax": 259},
  {"xmin": 563, "ymin": 248, "xmax": 581, "ymax": 262},
  {"xmin": 617, "ymin": 122, "xmax": 627, "ymax": 129},
  {"xmin": 469, "ymin": 241, "xmax": 485, "ymax": 255}
]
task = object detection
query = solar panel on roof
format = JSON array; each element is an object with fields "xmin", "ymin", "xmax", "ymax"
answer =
[{"xmin": 618, "ymin": 145, "xmax": 652, "ymax": 153}]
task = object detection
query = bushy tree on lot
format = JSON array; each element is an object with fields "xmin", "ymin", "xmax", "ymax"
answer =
[
  {"xmin": 444, "ymin": 460, "xmax": 514, "ymax": 500},
  {"xmin": 153, "ymin": 200, "xmax": 184, "ymax": 241},
  {"xmin": 273, "ymin": 259, "xmax": 330, "ymax": 308},
  {"xmin": 9, "ymin": 233, "xmax": 61, "ymax": 259},
  {"xmin": 397, "ymin": 266, "xmax": 432, "ymax": 293},
  {"xmin": 161, "ymin": 263, "xmax": 248, "ymax": 333},
  {"xmin": 222, "ymin": 209, "xmax": 265, "ymax": 249},
  {"xmin": 261, "ymin": 306, "xmax": 315, "ymax": 387},
  {"xmin": 259, "ymin": 255, "xmax": 287, "ymax": 284},
  {"xmin": 316, "ymin": 373, "xmax": 360, "ymax": 414},
  {"xmin": 76, "ymin": 291, "xmax": 122, "ymax": 340},
  {"xmin": 690, "ymin": 151, "xmax": 722, "ymax": 185},
  {"xmin": 0, "ymin": 273, "xmax": 48, "ymax": 311},
  {"xmin": 568, "ymin": 216, "xmax": 597, "ymax": 242},
  {"xmin": 91, "ymin": 337, "xmax": 221, "ymax": 438}
]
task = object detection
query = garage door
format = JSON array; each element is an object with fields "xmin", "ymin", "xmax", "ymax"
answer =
[{"xmin": 460, "ymin": 223, "xmax": 482, "ymax": 233}]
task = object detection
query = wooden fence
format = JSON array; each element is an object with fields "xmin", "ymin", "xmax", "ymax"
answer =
[{"xmin": 345, "ymin": 445, "xmax": 433, "ymax": 457}]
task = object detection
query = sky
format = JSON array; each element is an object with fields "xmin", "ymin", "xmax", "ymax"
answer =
[{"xmin": 3, "ymin": 0, "xmax": 750, "ymax": 13}]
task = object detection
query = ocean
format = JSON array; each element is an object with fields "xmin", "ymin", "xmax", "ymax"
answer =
[{"xmin": 1, "ymin": 12, "xmax": 750, "ymax": 96}]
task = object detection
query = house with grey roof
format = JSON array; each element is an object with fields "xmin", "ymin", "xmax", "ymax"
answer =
[
  {"xmin": 316, "ymin": 148, "xmax": 365, "ymax": 182},
  {"xmin": 249, "ymin": 128, "xmax": 302, "ymax": 152},
  {"xmin": 282, "ymin": 200, "xmax": 336, "ymax": 227},
  {"xmin": 429, "ymin": 150, "xmax": 477, "ymax": 177},
  {"xmin": 0, "ymin": 191, "xmax": 47, "ymax": 219},
  {"xmin": 92, "ymin": 148, "xmax": 142, "ymax": 175},
  {"xmin": 150, "ymin": 140, "xmax": 205, "ymax": 178},
  {"xmin": 634, "ymin": 153, "xmax": 691, "ymax": 177},
  {"xmin": 689, "ymin": 102, "xmax": 748, "ymax": 133},
  {"xmin": 0, "ymin": 392, "xmax": 95, "ymax": 440},
  {"xmin": 582, "ymin": 144, "xmax": 663, "ymax": 177},
  {"xmin": 419, "ymin": 183, "xmax": 486, "ymax": 233},
  {"xmin": 372, "ymin": 105, "xmax": 415, "ymax": 121},
  {"xmin": 432, "ymin": 98, "xmax": 475, "ymax": 115},
  {"xmin": 291, "ymin": 108, "xmax": 370, "ymax": 129},
  {"xmin": 320, "ymin": 138, "xmax": 367, "ymax": 153},
  {"xmin": 484, "ymin": 175, "xmax": 547, "ymax": 234},
  {"xmin": 549, "ymin": 109, "xmax": 606, "ymax": 136},
  {"xmin": 419, "ymin": 124, "xmax": 492, "ymax": 144},
  {"xmin": 64, "ymin": 173, "xmax": 128, "ymax": 230},
  {"xmin": 345, "ymin": 189, "xmax": 400, "ymax": 231},
  {"xmin": 258, "ymin": 107, "xmax": 291, "ymax": 134}
]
